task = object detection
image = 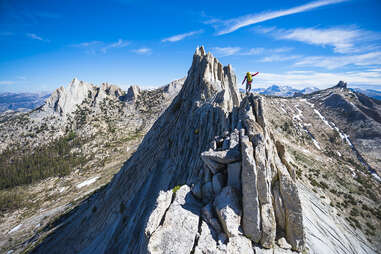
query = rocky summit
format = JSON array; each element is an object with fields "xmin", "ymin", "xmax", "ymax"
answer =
[{"xmin": 15, "ymin": 46, "xmax": 379, "ymax": 254}]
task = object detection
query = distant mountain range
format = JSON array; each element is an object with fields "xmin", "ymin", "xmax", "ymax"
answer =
[
  {"xmin": 0, "ymin": 92, "xmax": 50, "ymax": 112},
  {"xmin": 351, "ymin": 88, "xmax": 381, "ymax": 101},
  {"xmin": 238, "ymin": 85, "xmax": 319, "ymax": 97},
  {"xmin": 251, "ymin": 85, "xmax": 319, "ymax": 97},
  {"xmin": 1, "ymin": 85, "xmax": 380, "ymax": 113},
  {"xmin": 238, "ymin": 85, "xmax": 381, "ymax": 100}
]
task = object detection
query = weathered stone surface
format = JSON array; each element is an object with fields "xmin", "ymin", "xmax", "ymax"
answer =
[
  {"xmin": 255, "ymin": 135, "xmax": 276, "ymax": 248},
  {"xmin": 299, "ymin": 182, "xmax": 376, "ymax": 254},
  {"xmin": 194, "ymin": 221, "xmax": 225, "ymax": 254},
  {"xmin": 227, "ymin": 236, "xmax": 254, "ymax": 254},
  {"xmin": 201, "ymin": 203, "xmax": 214, "ymax": 222},
  {"xmin": 145, "ymin": 190, "xmax": 173, "ymax": 236},
  {"xmin": 202, "ymin": 181, "xmax": 214, "ymax": 203},
  {"xmin": 227, "ymin": 162, "xmax": 241, "ymax": 191},
  {"xmin": 229, "ymin": 129, "xmax": 240, "ymax": 149},
  {"xmin": 277, "ymin": 237, "xmax": 292, "ymax": 250},
  {"xmin": 254, "ymin": 245, "xmax": 274, "ymax": 254},
  {"xmin": 192, "ymin": 182, "xmax": 202, "ymax": 200},
  {"xmin": 203, "ymin": 167, "xmax": 212, "ymax": 183},
  {"xmin": 274, "ymin": 155, "xmax": 305, "ymax": 252},
  {"xmin": 212, "ymin": 173, "xmax": 225, "ymax": 194},
  {"xmin": 240, "ymin": 135, "xmax": 261, "ymax": 242},
  {"xmin": 202, "ymin": 157, "xmax": 225, "ymax": 174},
  {"xmin": 201, "ymin": 203, "xmax": 222, "ymax": 233},
  {"xmin": 44, "ymin": 78, "xmax": 95, "ymax": 115},
  {"xmin": 201, "ymin": 149, "xmax": 240, "ymax": 166},
  {"xmin": 275, "ymin": 141, "xmax": 296, "ymax": 180},
  {"xmin": 213, "ymin": 186, "xmax": 241, "ymax": 237},
  {"xmin": 147, "ymin": 185, "xmax": 202, "ymax": 254},
  {"xmin": 272, "ymin": 181, "xmax": 286, "ymax": 231},
  {"xmin": 222, "ymin": 137, "xmax": 230, "ymax": 150},
  {"xmin": 125, "ymin": 85, "xmax": 141, "ymax": 101},
  {"xmin": 260, "ymin": 203, "xmax": 276, "ymax": 248}
]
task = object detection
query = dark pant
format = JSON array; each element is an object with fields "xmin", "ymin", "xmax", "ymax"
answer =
[{"xmin": 246, "ymin": 81, "xmax": 252, "ymax": 94}]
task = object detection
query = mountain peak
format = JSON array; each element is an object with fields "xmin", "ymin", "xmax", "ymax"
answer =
[
  {"xmin": 184, "ymin": 46, "xmax": 239, "ymax": 111},
  {"xmin": 334, "ymin": 80, "xmax": 347, "ymax": 89}
]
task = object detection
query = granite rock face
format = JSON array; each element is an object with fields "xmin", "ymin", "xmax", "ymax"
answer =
[{"xmin": 30, "ymin": 47, "xmax": 378, "ymax": 254}]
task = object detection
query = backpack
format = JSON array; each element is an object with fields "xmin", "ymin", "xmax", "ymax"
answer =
[{"xmin": 247, "ymin": 72, "xmax": 252, "ymax": 82}]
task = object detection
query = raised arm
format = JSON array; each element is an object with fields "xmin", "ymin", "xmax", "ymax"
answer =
[{"xmin": 252, "ymin": 72, "xmax": 259, "ymax": 77}]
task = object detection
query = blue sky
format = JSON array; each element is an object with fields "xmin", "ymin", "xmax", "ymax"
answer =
[{"xmin": 0, "ymin": 0, "xmax": 381, "ymax": 92}]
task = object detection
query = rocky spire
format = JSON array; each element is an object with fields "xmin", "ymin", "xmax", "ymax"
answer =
[
  {"xmin": 43, "ymin": 78, "xmax": 95, "ymax": 115},
  {"xmin": 334, "ymin": 80, "xmax": 348, "ymax": 89}
]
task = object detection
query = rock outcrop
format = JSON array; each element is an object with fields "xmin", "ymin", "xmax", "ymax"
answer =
[{"xmin": 29, "ymin": 47, "xmax": 378, "ymax": 254}]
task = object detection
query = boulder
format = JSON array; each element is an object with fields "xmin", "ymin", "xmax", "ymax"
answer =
[
  {"xmin": 229, "ymin": 129, "xmax": 240, "ymax": 149},
  {"xmin": 191, "ymin": 182, "xmax": 202, "ymax": 200},
  {"xmin": 213, "ymin": 186, "xmax": 242, "ymax": 237},
  {"xmin": 202, "ymin": 181, "xmax": 214, "ymax": 203},
  {"xmin": 240, "ymin": 135, "xmax": 261, "ymax": 242},
  {"xmin": 145, "ymin": 190, "xmax": 173, "ymax": 236},
  {"xmin": 227, "ymin": 162, "xmax": 241, "ymax": 191},
  {"xmin": 255, "ymin": 135, "xmax": 276, "ymax": 248},
  {"xmin": 201, "ymin": 203, "xmax": 222, "ymax": 233},
  {"xmin": 201, "ymin": 149, "xmax": 241, "ymax": 166},
  {"xmin": 194, "ymin": 221, "xmax": 225, "ymax": 254},
  {"xmin": 277, "ymin": 237, "xmax": 292, "ymax": 250},
  {"xmin": 147, "ymin": 185, "xmax": 202, "ymax": 254},
  {"xmin": 272, "ymin": 181, "xmax": 286, "ymax": 231},
  {"xmin": 212, "ymin": 173, "xmax": 226, "ymax": 194},
  {"xmin": 227, "ymin": 236, "xmax": 254, "ymax": 254},
  {"xmin": 274, "ymin": 155, "xmax": 305, "ymax": 252}
]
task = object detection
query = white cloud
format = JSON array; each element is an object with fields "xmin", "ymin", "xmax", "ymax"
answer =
[
  {"xmin": 101, "ymin": 39, "xmax": 130, "ymax": 53},
  {"xmin": 212, "ymin": 47, "xmax": 241, "ymax": 57},
  {"xmin": 162, "ymin": 30, "xmax": 203, "ymax": 42},
  {"xmin": 210, "ymin": 47, "xmax": 293, "ymax": 57},
  {"xmin": 260, "ymin": 54, "xmax": 301, "ymax": 62},
  {"xmin": 132, "ymin": 48, "xmax": 152, "ymax": 55},
  {"xmin": 72, "ymin": 41, "xmax": 102, "ymax": 47},
  {"xmin": 26, "ymin": 33, "xmax": 45, "ymax": 41},
  {"xmin": 258, "ymin": 27, "xmax": 381, "ymax": 53},
  {"xmin": 0, "ymin": 81, "xmax": 16, "ymax": 85},
  {"xmin": 241, "ymin": 48, "xmax": 265, "ymax": 55},
  {"xmin": 215, "ymin": 0, "xmax": 347, "ymax": 35},
  {"xmin": 253, "ymin": 70, "xmax": 381, "ymax": 89},
  {"xmin": 295, "ymin": 51, "xmax": 381, "ymax": 69}
]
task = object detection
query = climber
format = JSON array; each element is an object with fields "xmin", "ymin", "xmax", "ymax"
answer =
[{"xmin": 242, "ymin": 72, "xmax": 259, "ymax": 95}]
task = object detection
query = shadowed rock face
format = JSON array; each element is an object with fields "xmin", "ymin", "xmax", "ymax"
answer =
[{"xmin": 29, "ymin": 48, "xmax": 378, "ymax": 254}]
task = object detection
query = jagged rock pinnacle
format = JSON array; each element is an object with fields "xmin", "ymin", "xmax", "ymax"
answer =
[{"xmin": 334, "ymin": 80, "xmax": 347, "ymax": 88}]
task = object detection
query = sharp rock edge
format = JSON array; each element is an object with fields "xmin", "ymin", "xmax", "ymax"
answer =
[{"xmin": 30, "ymin": 47, "xmax": 377, "ymax": 254}]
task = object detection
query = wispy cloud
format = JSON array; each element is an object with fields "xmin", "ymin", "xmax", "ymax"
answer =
[
  {"xmin": 26, "ymin": 33, "xmax": 44, "ymax": 41},
  {"xmin": 72, "ymin": 41, "xmax": 102, "ymax": 47},
  {"xmin": 71, "ymin": 39, "xmax": 130, "ymax": 54},
  {"xmin": 131, "ymin": 48, "xmax": 152, "ymax": 55},
  {"xmin": 211, "ymin": 47, "xmax": 293, "ymax": 57},
  {"xmin": 214, "ymin": 0, "xmax": 347, "ymax": 35},
  {"xmin": 212, "ymin": 47, "xmax": 241, "ymax": 57},
  {"xmin": 162, "ymin": 30, "xmax": 203, "ymax": 42},
  {"xmin": 295, "ymin": 51, "xmax": 381, "ymax": 69},
  {"xmin": 260, "ymin": 54, "xmax": 301, "ymax": 62},
  {"xmin": 257, "ymin": 26, "xmax": 381, "ymax": 53},
  {"xmin": 0, "ymin": 81, "xmax": 16, "ymax": 85},
  {"xmin": 101, "ymin": 39, "xmax": 130, "ymax": 53}
]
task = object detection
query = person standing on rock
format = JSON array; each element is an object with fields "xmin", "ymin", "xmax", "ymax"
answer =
[{"xmin": 242, "ymin": 72, "xmax": 259, "ymax": 95}]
